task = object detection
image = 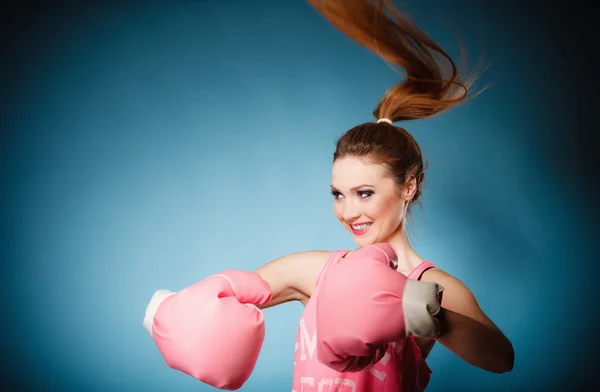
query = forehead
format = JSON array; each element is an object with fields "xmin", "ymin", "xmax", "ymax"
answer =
[{"xmin": 331, "ymin": 156, "xmax": 390, "ymax": 188}]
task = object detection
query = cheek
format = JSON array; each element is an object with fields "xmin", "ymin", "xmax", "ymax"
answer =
[{"xmin": 369, "ymin": 198, "xmax": 403, "ymax": 222}]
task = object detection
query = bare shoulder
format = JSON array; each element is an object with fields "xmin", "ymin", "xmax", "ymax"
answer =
[
  {"xmin": 419, "ymin": 266, "xmax": 452, "ymax": 282},
  {"xmin": 254, "ymin": 250, "xmax": 334, "ymax": 309},
  {"xmin": 419, "ymin": 267, "xmax": 501, "ymax": 332},
  {"xmin": 419, "ymin": 267, "xmax": 474, "ymax": 304}
]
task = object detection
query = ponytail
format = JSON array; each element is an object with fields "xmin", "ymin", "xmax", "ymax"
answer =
[{"xmin": 306, "ymin": 0, "xmax": 484, "ymax": 122}]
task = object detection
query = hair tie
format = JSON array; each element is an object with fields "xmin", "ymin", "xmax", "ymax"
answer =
[{"xmin": 377, "ymin": 118, "xmax": 393, "ymax": 124}]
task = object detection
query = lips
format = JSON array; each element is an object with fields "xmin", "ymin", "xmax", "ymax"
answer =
[{"xmin": 350, "ymin": 222, "xmax": 372, "ymax": 235}]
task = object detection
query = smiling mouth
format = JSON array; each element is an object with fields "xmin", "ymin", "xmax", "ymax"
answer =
[
  {"xmin": 350, "ymin": 222, "xmax": 372, "ymax": 235},
  {"xmin": 351, "ymin": 222, "xmax": 372, "ymax": 230}
]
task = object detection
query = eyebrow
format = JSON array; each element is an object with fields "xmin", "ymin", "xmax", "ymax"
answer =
[{"xmin": 330, "ymin": 184, "xmax": 375, "ymax": 192}]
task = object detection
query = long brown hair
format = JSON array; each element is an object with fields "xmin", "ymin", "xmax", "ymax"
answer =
[{"xmin": 307, "ymin": 0, "xmax": 484, "ymax": 208}]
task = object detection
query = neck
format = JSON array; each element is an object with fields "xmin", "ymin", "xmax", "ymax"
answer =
[{"xmin": 383, "ymin": 221, "xmax": 424, "ymax": 276}]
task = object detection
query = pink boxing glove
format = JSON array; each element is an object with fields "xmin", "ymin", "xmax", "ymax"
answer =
[
  {"xmin": 142, "ymin": 269, "xmax": 272, "ymax": 390},
  {"xmin": 316, "ymin": 243, "xmax": 443, "ymax": 372}
]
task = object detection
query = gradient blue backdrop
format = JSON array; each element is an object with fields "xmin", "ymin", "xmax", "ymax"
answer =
[{"xmin": 2, "ymin": 1, "xmax": 597, "ymax": 391}]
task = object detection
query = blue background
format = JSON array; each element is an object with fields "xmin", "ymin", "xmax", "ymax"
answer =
[{"xmin": 1, "ymin": 1, "xmax": 597, "ymax": 391}]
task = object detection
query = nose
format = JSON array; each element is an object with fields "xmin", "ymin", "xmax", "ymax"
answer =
[{"xmin": 341, "ymin": 199, "xmax": 361, "ymax": 222}]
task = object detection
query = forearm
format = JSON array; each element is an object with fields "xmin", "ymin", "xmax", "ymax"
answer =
[{"xmin": 436, "ymin": 308, "xmax": 514, "ymax": 373}]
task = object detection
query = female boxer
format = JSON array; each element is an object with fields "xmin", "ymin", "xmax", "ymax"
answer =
[{"xmin": 144, "ymin": 1, "xmax": 514, "ymax": 390}]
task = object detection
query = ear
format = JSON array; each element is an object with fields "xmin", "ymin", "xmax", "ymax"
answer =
[{"xmin": 404, "ymin": 176, "xmax": 417, "ymax": 201}]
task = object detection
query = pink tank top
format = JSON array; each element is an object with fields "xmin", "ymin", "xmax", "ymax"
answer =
[{"xmin": 292, "ymin": 250, "xmax": 436, "ymax": 392}]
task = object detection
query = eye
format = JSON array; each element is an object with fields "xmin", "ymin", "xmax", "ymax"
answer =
[
  {"xmin": 358, "ymin": 190, "xmax": 374, "ymax": 199},
  {"xmin": 330, "ymin": 190, "xmax": 343, "ymax": 200}
]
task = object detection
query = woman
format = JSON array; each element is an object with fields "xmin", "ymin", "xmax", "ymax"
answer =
[
  {"xmin": 144, "ymin": 1, "xmax": 514, "ymax": 390},
  {"xmin": 254, "ymin": 0, "xmax": 514, "ymax": 390}
]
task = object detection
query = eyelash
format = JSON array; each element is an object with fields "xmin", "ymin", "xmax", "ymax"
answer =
[{"xmin": 330, "ymin": 190, "xmax": 374, "ymax": 199}]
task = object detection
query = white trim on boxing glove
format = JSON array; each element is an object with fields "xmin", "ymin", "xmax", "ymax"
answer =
[
  {"xmin": 143, "ymin": 289, "xmax": 176, "ymax": 336},
  {"xmin": 403, "ymin": 279, "xmax": 444, "ymax": 338}
]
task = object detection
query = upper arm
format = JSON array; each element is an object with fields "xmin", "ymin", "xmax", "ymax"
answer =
[
  {"xmin": 421, "ymin": 268, "xmax": 501, "ymax": 333},
  {"xmin": 254, "ymin": 250, "xmax": 332, "ymax": 309}
]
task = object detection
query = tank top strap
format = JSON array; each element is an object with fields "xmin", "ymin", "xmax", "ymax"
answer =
[
  {"xmin": 314, "ymin": 250, "xmax": 349, "ymax": 292},
  {"xmin": 407, "ymin": 260, "xmax": 436, "ymax": 281}
]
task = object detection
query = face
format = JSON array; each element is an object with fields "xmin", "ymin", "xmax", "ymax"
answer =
[{"xmin": 331, "ymin": 156, "xmax": 409, "ymax": 247}]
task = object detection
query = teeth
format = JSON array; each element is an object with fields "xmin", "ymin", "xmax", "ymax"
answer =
[{"xmin": 352, "ymin": 223, "xmax": 372, "ymax": 230}]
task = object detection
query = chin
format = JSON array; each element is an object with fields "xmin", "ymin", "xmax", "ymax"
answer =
[{"xmin": 353, "ymin": 235, "xmax": 377, "ymax": 247}]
